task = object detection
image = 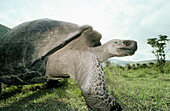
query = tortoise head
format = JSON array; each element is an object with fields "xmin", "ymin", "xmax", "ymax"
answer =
[{"xmin": 106, "ymin": 39, "xmax": 137, "ymax": 57}]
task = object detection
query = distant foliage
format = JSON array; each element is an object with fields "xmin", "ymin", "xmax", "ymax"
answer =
[
  {"xmin": 125, "ymin": 64, "xmax": 131, "ymax": 70},
  {"xmin": 124, "ymin": 63, "xmax": 155, "ymax": 70},
  {"xmin": 0, "ymin": 24, "xmax": 10, "ymax": 40},
  {"xmin": 105, "ymin": 60, "xmax": 111, "ymax": 68},
  {"xmin": 131, "ymin": 64, "xmax": 137, "ymax": 70},
  {"xmin": 149, "ymin": 62, "xmax": 154, "ymax": 66},
  {"xmin": 136, "ymin": 63, "xmax": 140, "ymax": 68},
  {"xmin": 141, "ymin": 63, "xmax": 147, "ymax": 68},
  {"xmin": 147, "ymin": 35, "xmax": 170, "ymax": 73}
]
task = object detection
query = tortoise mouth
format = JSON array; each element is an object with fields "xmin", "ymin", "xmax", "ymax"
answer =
[
  {"xmin": 119, "ymin": 48, "xmax": 133, "ymax": 51},
  {"xmin": 120, "ymin": 48, "xmax": 136, "ymax": 52},
  {"xmin": 118, "ymin": 46, "xmax": 137, "ymax": 56}
]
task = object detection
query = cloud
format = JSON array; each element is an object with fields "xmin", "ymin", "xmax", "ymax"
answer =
[
  {"xmin": 0, "ymin": 0, "xmax": 170, "ymax": 60},
  {"xmin": 0, "ymin": 10, "xmax": 16, "ymax": 27},
  {"xmin": 102, "ymin": 0, "xmax": 170, "ymax": 60}
]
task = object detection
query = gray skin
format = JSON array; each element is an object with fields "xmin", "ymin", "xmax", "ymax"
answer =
[{"xmin": 0, "ymin": 19, "xmax": 137, "ymax": 111}]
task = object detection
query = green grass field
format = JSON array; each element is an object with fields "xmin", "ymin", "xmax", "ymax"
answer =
[{"xmin": 0, "ymin": 62, "xmax": 169, "ymax": 111}]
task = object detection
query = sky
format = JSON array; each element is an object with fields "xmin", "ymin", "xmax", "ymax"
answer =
[{"xmin": 0, "ymin": 0, "xmax": 170, "ymax": 61}]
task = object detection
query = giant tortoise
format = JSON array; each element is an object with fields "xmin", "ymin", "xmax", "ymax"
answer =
[{"xmin": 0, "ymin": 18, "xmax": 137, "ymax": 111}]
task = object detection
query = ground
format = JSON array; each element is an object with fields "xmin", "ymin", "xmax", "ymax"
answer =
[{"xmin": 0, "ymin": 62, "xmax": 169, "ymax": 111}]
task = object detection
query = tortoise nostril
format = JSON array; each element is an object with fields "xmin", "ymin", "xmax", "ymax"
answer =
[{"xmin": 123, "ymin": 41, "xmax": 131, "ymax": 46}]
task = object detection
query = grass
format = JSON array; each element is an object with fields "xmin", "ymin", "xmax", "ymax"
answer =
[
  {"xmin": 105, "ymin": 62, "xmax": 170, "ymax": 111},
  {"xmin": 0, "ymin": 63, "xmax": 170, "ymax": 111},
  {"xmin": 0, "ymin": 79, "xmax": 89, "ymax": 111}
]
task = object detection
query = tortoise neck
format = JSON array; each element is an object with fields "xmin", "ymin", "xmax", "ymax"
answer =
[{"xmin": 87, "ymin": 43, "xmax": 112, "ymax": 63}]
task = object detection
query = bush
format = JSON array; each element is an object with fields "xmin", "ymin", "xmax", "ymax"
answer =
[{"xmin": 126, "ymin": 64, "xmax": 131, "ymax": 70}]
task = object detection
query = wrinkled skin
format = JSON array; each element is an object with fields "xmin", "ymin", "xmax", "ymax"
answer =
[{"xmin": 46, "ymin": 30, "xmax": 137, "ymax": 111}]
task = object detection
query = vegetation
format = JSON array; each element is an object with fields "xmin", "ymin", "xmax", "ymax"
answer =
[
  {"xmin": 147, "ymin": 35, "xmax": 170, "ymax": 73},
  {"xmin": 0, "ymin": 24, "xmax": 10, "ymax": 40},
  {"xmin": 0, "ymin": 25, "xmax": 169, "ymax": 110},
  {"xmin": 106, "ymin": 62, "xmax": 170, "ymax": 111},
  {"xmin": 0, "ymin": 62, "xmax": 169, "ymax": 111}
]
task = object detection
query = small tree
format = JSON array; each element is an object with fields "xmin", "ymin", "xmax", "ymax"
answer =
[{"xmin": 147, "ymin": 35, "xmax": 170, "ymax": 73}]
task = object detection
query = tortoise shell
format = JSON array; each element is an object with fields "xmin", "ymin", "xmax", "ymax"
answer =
[{"xmin": 0, "ymin": 18, "xmax": 91, "ymax": 84}]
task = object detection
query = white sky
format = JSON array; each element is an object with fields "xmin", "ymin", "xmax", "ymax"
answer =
[{"xmin": 0, "ymin": 0, "xmax": 170, "ymax": 61}]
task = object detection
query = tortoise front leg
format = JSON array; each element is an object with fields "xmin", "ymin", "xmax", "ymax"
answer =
[
  {"xmin": 72, "ymin": 51, "xmax": 122, "ymax": 111},
  {"xmin": 46, "ymin": 50, "xmax": 122, "ymax": 111}
]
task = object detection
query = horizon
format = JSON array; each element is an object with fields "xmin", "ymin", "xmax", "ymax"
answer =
[
  {"xmin": 0, "ymin": 0, "xmax": 170, "ymax": 61},
  {"xmin": 110, "ymin": 58, "xmax": 170, "ymax": 62}
]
